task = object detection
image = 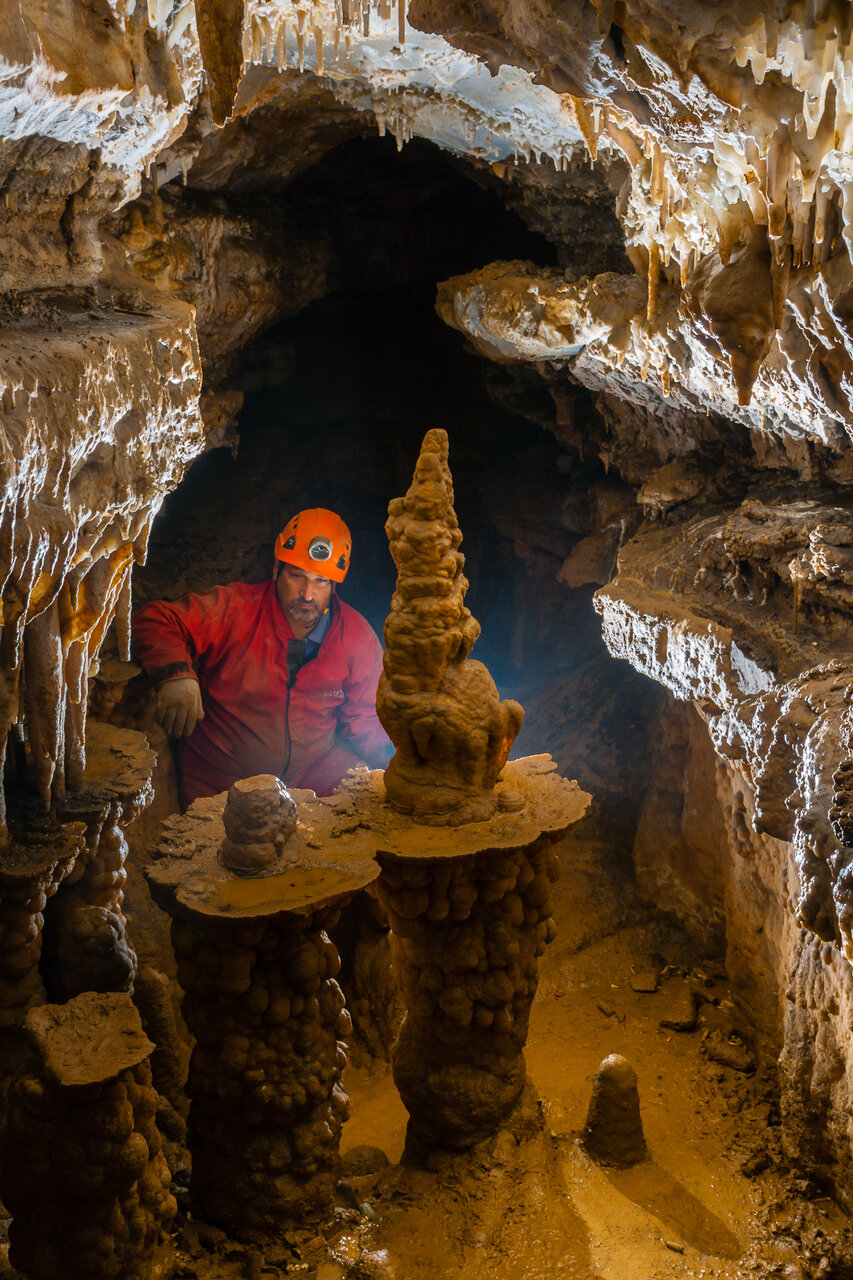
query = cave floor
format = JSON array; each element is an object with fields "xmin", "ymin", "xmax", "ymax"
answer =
[
  {"xmin": 136, "ymin": 831, "xmax": 851, "ymax": 1280},
  {"xmin": 333, "ymin": 835, "xmax": 846, "ymax": 1280}
]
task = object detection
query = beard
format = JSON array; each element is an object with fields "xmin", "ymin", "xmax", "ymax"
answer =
[{"xmin": 287, "ymin": 601, "xmax": 322, "ymax": 628}]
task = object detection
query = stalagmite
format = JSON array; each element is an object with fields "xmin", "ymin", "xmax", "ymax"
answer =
[
  {"xmin": 359, "ymin": 433, "xmax": 591, "ymax": 1151},
  {"xmin": 146, "ymin": 777, "xmax": 378, "ymax": 1235},
  {"xmin": 582, "ymin": 1054, "xmax": 648, "ymax": 1168},
  {"xmin": 378, "ymin": 429, "xmax": 524, "ymax": 826},
  {"xmin": 219, "ymin": 774, "xmax": 298, "ymax": 874},
  {"xmin": 0, "ymin": 992, "xmax": 176, "ymax": 1280},
  {"xmin": 132, "ymin": 965, "xmax": 190, "ymax": 1117},
  {"xmin": 48, "ymin": 722, "xmax": 155, "ymax": 1001}
]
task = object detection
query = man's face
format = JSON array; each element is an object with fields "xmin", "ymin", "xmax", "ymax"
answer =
[{"xmin": 275, "ymin": 563, "xmax": 333, "ymax": 633}]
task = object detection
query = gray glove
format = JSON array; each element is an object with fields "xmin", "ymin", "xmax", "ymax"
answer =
[{"xmin": 157, "ymin": 677, "xmax": 204, "ymax": 738}]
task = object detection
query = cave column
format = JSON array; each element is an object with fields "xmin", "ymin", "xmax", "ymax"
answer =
[
  {"xmin": 0, "ymin": 823, "xmax": 83, "ymax": 1031},
  {"xmin": 47, "ymin": 721, "xmax": 156, "ymax": 999},
  {"xmin": 373, "ymin": 827, "xmax": 563, "ymax": 1148}
]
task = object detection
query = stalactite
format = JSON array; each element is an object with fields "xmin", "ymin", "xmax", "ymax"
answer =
[
  {"xmin": 24, "ymin": 601, "xmax": 64, "ymax": 809},
  {"xmin": 646, "ymin": 242, "xmax": 660, "ymax": 324},
  {"xmin": 114, "ymin": 569, "xmax": 133, "ymax": 664}
]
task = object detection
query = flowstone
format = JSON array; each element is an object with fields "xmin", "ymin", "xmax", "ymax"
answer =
[{"xmin": 145, "ymin": 775, "xmax": 377, "ymax": 1237}]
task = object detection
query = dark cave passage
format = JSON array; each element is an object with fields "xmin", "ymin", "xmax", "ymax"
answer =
[{"xmin": 138, "ymin": 134, "xmax": 661, "ymax": 841}]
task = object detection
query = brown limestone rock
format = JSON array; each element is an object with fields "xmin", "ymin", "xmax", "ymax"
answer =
[
  {"xmin": 378, "ymin": 428, "xmax": 524, "ymax": 825},
  {"xmin": 582, "ymin": 1053, "xmax": 648, "ymax": 1168}
]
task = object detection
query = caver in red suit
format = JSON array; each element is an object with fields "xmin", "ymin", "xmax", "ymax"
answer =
[{"xmin": 132, "ymin": 508, "xmax": 389, "ymax": 809}]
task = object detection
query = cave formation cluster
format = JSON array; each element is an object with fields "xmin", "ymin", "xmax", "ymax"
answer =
[{"xmin": 5, "ymin": 0, "xmax": 853, "ymax": 1269}]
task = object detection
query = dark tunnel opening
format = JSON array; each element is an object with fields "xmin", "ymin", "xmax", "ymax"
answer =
[{"xmin": 137, "ymin": 133, "xmax": 664, "ymax": 843}]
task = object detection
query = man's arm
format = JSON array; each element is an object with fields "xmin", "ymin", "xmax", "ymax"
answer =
[{"xmin": 132, "ymin": 588, "xmax": 233, "ymax": 738}]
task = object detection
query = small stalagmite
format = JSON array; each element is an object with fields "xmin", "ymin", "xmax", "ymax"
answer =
[
  {"xmin": 0, "ymin": 809, "xmax": 84, "ymax": 1090},
  {"xmin": 145, "ymin": 775, "xmax": 378, "ymax": 1237},
  {"xmin": 378, "ymin": 427, "xmax": 524, "ymax": 825},
  {"xmin": 46, "ymin": 720, "xmax": 156, "ymax": 1000},
  {"xmin": 582, "ymin": 1053, "xmax": 648, "ymax": 1167},
  {"xmin": 220, "ymin": 773, "xmax": 298, "ymax": 873},
  {"xmin": 0, "ymin": 991, "xmax": 176, "ymax": 1280}
]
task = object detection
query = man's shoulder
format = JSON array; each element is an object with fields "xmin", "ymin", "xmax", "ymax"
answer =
[
  {"xmin": 188, "ymin": 578, "xmax": 272, "ymax": 619},
  {"xmin": 333, "ymin": 598, "xmax": 381, "ymax": 644},
  {"xmin": 223, "ymin": 579, "xmax": 269, "ymax": 601}
]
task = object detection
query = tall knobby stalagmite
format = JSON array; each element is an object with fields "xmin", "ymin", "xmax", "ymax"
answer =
[
  {"xmin": 378, "ymin": 427, "xmax": 524, "ymax": 825},
  {"xmin": 363, "ymin": 429, "xmax": 590, "ymax": 1152}
]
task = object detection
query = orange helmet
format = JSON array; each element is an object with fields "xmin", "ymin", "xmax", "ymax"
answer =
[{"xmin": 274, "ymin": 508, "xmax": 351, "ymax": 583}]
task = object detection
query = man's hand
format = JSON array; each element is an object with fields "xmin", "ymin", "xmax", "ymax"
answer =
[{"xmin": 157, "ymin": 677, "xmax": 204, "ymax": 738}]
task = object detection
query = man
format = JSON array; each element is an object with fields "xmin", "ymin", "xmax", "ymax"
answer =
[{"xmin": 133, "ymin": 508, "xmax": 390, "ymax": 808}]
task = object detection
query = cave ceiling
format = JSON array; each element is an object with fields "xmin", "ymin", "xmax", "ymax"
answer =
[{"xmin": 5, "ymin": 1, "xmax": 853, "ymax": 953}]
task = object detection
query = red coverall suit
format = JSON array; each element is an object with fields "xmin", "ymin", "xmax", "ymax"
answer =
[{"xmin": 132, "ymin": 580, "xmax": 388, "ymax": 808}]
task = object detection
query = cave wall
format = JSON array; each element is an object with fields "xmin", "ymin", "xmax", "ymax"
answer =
[{"xmin": 634, "ymin": 694, "xmax": 853, "ymax": 1201}]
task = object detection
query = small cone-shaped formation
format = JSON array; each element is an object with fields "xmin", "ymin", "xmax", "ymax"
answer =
[
  {"xmin": 582, "ymin": 1053, "xmax": 648, "ymax": 1168},
  {"xmin": 378, "ymin": 428, "xmax": 524, "ymax": 825}
]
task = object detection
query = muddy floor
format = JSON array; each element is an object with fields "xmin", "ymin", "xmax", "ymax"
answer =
[
  {"xmin": 0, "ymin": 838, "xmax": 848, "ymax": 1280},
  {"xmin": 329, "ymin": 835, "xmax": 852, "ymax": 1280},
  {"xmin": 3, "ymin": 825, "xmax": 842, "ymax": 1280}
]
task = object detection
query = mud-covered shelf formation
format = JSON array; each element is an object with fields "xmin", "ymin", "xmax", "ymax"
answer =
[
  {"xmin": 0, "ymin": 991, "xmax": 176, "ymax": 1280},
  {"xmin": 145, "ymin": 774, "xmax": 378, "ymax": 1238}
]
